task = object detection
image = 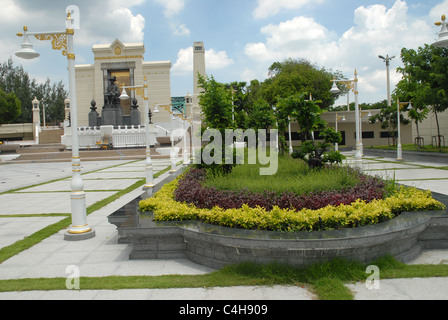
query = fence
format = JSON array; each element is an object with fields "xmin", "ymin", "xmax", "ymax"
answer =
[{"xmin": 65, "ymin": 125, "xmax": 147, "ymax": 149}]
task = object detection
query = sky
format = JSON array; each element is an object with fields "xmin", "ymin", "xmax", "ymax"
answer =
[{"xmin": 1, "ymin": 0, "xmax": 448, "ymax": 106}]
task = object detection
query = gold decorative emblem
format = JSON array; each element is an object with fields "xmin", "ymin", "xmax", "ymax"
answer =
[{"xmin": 114, "ymin": 46, "xmax": 122, "ymax": 56}]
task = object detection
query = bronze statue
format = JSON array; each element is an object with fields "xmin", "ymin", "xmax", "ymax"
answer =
[{"xmin": 105, "ymin": 76, "xmax": 121, "ymax": 105}]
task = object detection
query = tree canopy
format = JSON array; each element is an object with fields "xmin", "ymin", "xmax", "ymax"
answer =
[
  {"xmin": 396, "ymin": 45, "xmax": 448, "ymax": 147},
  {"xmin": 0, "ymin": 58, "xmax": 68, "ymax": 125},
  {"xmin": 0, "ymin": 88, "xmax": 21, "ymax": 124}
]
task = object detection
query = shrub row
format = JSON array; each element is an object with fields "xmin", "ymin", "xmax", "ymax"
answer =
[
  {"xmin": 174, "ymin": 168, "xmax": 386, "ymax": 212},
  {"xmin": 139, "ymin": 175, "xmax": 445, "ymax": 232}
]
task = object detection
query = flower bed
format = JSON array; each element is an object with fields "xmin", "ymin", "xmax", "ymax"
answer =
[
  {"xmin": 174, "ymin": 168, "xmax": 386, "ymax": 211},
  {"xmin": 139, "ymin": 169, "xmax": 445, "ymax": 232}
]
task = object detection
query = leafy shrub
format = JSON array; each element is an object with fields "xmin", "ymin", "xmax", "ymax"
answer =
[{"xmin": 139, "ymin": 174, "xmax": 445, "ymax": 232}]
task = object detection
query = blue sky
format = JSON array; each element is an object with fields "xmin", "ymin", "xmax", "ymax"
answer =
[{"xmin": 1, "ymin": 0, "xmax": 447, "ymax": 106}]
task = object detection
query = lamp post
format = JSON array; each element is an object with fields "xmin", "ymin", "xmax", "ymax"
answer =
[
  {"xmin": 335, "ymin": 113, "xmax": 346, "ymax": 151},
  {"xmin": 378, "ymin": 55, "xmax": 395, "ymax": 107},
  {"xmin": 119, "ymin": 77, "xmax": 155, "ymax": 190},
  {"xmin": 16, "ymin": 8, "xmax": 94, "ymax": 240},
  {"xmin": 433, "ymin": 14, "xmax": 448, "ymax": 48},
  {"xmin": 330, "ymin": 70, "xmax": 362, "ymax": 160},
  {"xmin": 288, "ymin": 116, "xmax": 293, "ymax": 154},
  {"xmin": 396, "ymin": 99, "xmax": 412, "ymax": 161}
]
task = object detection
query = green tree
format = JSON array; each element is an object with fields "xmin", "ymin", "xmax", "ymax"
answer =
[
  {"xmin": 198, "ymin": 74, "xmax": 233, "ymax": 130},
  {"xmin": 395, "ymin": 78, "xmax": 429, "ymax": 148},
  {"xmin": 276, "ymin": 93, "xmax": 342, "ymax": 167},
  {"xmin": 0, "ymin": 88, "xmax": 21, "ymax": 124},
  {"xmin": 247, "ymin": 97, "xmax": 275, "ymax": 132},
  {"xmin": 369, "ymin": 96, "xmax": 410, "ymax": 147},
  {"xmin": 262, "ymin": 58, "xmax": 343, "ymax": 109},
  {"xmin": 0, "ymin": 58, "xmax": 67, "ymax": 124},
  {"xmin": 396, "ymin": 45, "xmax": 448, "ymax": 147},
  {"xmin": 197, "ymin": 74, "xmax": 235, "ymax": 175}
]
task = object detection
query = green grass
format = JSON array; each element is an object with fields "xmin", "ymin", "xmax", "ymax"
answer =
[
  {"xmin": 368, "ymin": 144, "xmax": 448, "ymax": 153},
  {"xmin": 203, "ymin": 155, "xmax": 360, "ymax": 195},
  {"xmin": 1, "ymin": 255, "xmax": 447, "ymax": 300}
]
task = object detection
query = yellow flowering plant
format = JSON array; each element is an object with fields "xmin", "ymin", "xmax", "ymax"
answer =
[{"xmin": 139, "ymin": 175, "xmax": 445, "ymax": 232}]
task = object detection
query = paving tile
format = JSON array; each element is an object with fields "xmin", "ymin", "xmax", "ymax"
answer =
[
  {"xmin": 0, "ymin": 192, "xmax": 116, "ymax": 215},
  {"xmin": 0, "ymin": 217, "xmax": 66, "ymax": 249}
]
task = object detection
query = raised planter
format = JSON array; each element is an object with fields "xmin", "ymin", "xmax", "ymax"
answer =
[{"xmin": 108, "ymin": 181, "xmax": 448, "ymax": 269}]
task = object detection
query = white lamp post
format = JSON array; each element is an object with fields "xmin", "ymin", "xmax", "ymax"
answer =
[
  {"xmin": 335, "ymin": 113, "xmax": 346, "ymax": 151},
  {"xmin": 288, "ymin": 116, "xmax": 293, "ymax": 154},
  {"xmin": 396, "ymin": 99, "xmax": 412, "ymax": 161},
  {"xmin": 119, "ymin": 77, "xmax": 155, "ymax": 190},
  {"xmin": 378, "ymin": 55, "xmax": 395, "ymax": 107},
  {"xmin": 434, "ymin": 15, "xmax": 448, "ymax": 48},
  {"xmin": 16, "ymin": 8, "xmax": 95, "ymax": 240},
  {"xmin": 330, "ymin": 70, "xmax": 362, "ymax": 160}
]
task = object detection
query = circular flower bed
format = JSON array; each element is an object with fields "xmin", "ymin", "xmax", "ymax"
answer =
[{"xmin": 139, "ymin": 168, "xmax": 445, "ymax": 232}]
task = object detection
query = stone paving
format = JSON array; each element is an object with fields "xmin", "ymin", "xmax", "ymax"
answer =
[{"xmin": 0, "ymin": 151, "xmax": 447, "ymax": 300}]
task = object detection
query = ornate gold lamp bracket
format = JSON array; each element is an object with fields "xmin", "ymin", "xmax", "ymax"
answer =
[
  {"xmin": 34, "ymin": 33, "xmax": 68, "ymax": 57},
  {"xmin": 16, "ymin": 20, "xmax": 72, "ymax": 58}
]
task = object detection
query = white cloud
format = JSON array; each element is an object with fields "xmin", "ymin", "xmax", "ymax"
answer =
[
  {"xmin": 245, "ymin": 16, "xmax": 338, "ymax": 63},
  {"xmin": 75, "ymin": 4, "xmax": 145, "ymax": 45},
  {"xmin": 172, "ymin": 46, "xmax": 234, "ymax": 75},
  {"xmin": 0, "ymin": 0, "xmax": 28, "ymax": 23},
  {"xmin": 172, "ymin": 24, "xmax": 191, "ymax": 36},
  {"xmin": 245, "ymin": 0, "xmax": 435, "ymax": 103},
  {"xmin": 153, "ymin": 0, "xmax": 186, "ymax": 18},
  {"xmin": 241, "ymin": 68, "xmax": 257, "ymax": 82},
  {"xmin": 253, "ymin": 0, "xmax": 325, "ymax": 19}
]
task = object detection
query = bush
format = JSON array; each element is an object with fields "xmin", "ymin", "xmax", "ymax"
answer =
[
  {"xmin": 174, "ymin": 167, "xmax": 385, "ymax": 212},
  {"xmin": 139, "ymin": 173, "xmax": 445, "ymax": 232}
]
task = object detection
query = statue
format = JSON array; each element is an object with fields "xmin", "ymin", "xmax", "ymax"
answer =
[
  {"xmin": 102, "ymin": 75, "xmax": 124, "ymax": 126},
  {"xmin": 105, "ymin": 76, "xmax": 121, "ymax": 106}
]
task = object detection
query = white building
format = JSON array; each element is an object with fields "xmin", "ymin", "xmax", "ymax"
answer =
[{"xmin": 75, "ymin": 39, "xmax": 173, "ymax": 126}]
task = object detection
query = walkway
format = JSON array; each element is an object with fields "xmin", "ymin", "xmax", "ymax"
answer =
[{"xmin": 0, "ymin": 151, "xmax": 447, "ymax": 300}]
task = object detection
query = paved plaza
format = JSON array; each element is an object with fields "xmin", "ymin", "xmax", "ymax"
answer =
[{"xmin": 0, "ymin": 151, "xmax": 447, "ymax": 300}]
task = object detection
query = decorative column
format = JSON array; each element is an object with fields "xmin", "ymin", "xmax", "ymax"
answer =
[
  {"xmin": 64, "ymin": 12, "xmax": 94, "ymax": 240},
  {"xmin": 143, "ymin": 76, "xmax": 155, "ymax": 190}
]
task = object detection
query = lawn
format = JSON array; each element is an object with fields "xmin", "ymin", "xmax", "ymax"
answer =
[{"xmin": 203, "ymin": 156, "xmax": 361, "ymax": 195}]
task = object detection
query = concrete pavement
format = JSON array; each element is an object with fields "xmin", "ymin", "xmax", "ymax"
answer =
[{"xmin": 0, "ymin": 150, "xmax": 447, "ymax": 300}]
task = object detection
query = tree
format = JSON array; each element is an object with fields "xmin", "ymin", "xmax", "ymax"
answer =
[
  {"xmin": 395, "ymin": 78, "xmax": 429, "ymax": 148},
  {"xmin": 197, "ymin": 74, "xmax": 235, "ymax": 175},
  {"xmin": 198, "ymin": 74, "xmax": 233, "ymax": 130},
  {"xmin": 396, "ymin": 45, "xmax": 448, "ymax": 147},
  {"xmin": 247, "ymin": 97, "xmax": 275, "ymax": 132},
  {"xmin": 0, "ymin": 58, "xmax": 68, "ymax": 124},
  {"xmin": 276, "ymin": 93, "xmax": 342, "ymax": 166},
  {"xmin": 261, "ymin": 58, "xmax": 344, "ymax": 109},
  {"xmin": 368, "ymin": 96, "xmax": 410, "ymax": 147},
  {"xmin": 0, "ymin": 88, "xmax": 21, "ymax": 124}
]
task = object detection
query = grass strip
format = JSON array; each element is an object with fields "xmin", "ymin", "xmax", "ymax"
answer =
[{"xmin": 1, "ymin": 255, "xmax": 448, "ymax": 300}]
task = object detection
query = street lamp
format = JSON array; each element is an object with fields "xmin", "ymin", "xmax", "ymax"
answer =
[
  {"xmin": 434, "ymin": 15, "xmax": 448, "ymax": 47},
  {"xmin": 335, "ymin": 113, "xmax": 346, "ymax": 151},
  {"xmin": 330, "ymin": 70, "xmax": 362, "ymax": 160},
  {"xmin": 119, "ymin": 77, "xmax": 155, "ymax": 191},
  {"xmin": 396, "ymin": 99, "xmax": 412, "ymax": 161},
  {"xmin": 16, "ymin": 8, "xmax": 94, "ymax": 240},
  {"xmin": 288, "ymin": 116, "xmax": 293, "ymax": 154},
  {"xmin": 378, "ymin": 55, "xmax": 395, "ymax": 107}
]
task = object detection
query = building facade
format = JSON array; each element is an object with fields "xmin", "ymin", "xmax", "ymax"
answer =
[{"xmin": 74, "ymin": 39, "xmax": 172, "ymax": 126}]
